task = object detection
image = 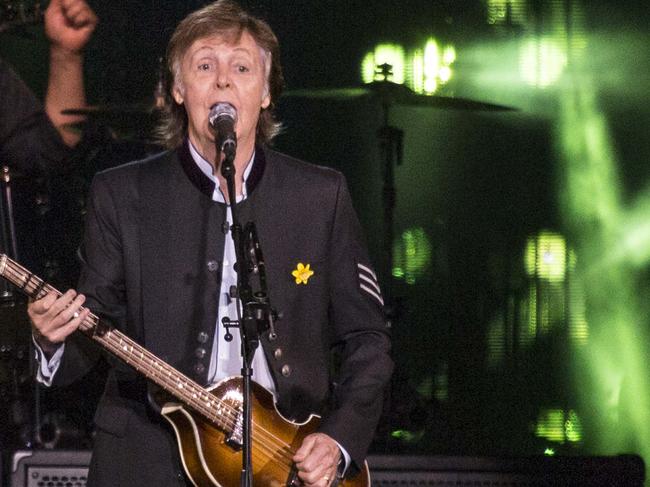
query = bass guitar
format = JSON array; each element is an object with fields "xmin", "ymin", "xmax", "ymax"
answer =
[{"xmin": 0, "ymin": 254, "xmax": 370, "ymax": 487}]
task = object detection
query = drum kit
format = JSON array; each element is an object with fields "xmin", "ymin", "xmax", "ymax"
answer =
[{"xmin": 1, "ymin": 1, "xmax": 516, "ymax": 455}]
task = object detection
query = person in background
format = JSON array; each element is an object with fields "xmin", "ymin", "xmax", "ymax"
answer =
[{"xmin": 0, "ymin": 0, "xmax": 97, "ymax": 174}]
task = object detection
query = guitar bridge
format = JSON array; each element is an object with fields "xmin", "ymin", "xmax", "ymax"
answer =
[{"xmin": 225, "ymin": 409, "xmax": 243, "ymax": 450}]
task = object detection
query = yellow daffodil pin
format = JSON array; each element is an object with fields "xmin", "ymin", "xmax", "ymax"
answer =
[{"xmin": 292, "ymin": 263, "xmax": 314, "ymax": 285}]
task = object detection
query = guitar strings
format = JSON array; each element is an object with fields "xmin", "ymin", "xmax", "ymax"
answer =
[
  {"xmin": 96, "ymin": 325, "xmax": 297, "ymax": 467},
  {"xmin": 95, "ymin": 319, "xmax": 297, "ymax": 470},
  {"xmin": 3, "ymin": 259, "xmax": 300, "ymax": 472}
]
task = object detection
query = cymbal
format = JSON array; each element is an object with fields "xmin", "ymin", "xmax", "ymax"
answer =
[
  {"xmin": 61, "ymin": 104, "xmax": 160, "ymax": 139},
  {"xmin": 61, "ymin": 104, "xmax": 157, "ymax": 119},
  {"xmin": 283, "ymin": 80, "xmax": 516, "ymax": 111}
]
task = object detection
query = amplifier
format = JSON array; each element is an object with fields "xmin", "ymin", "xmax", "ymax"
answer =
[
  {"xmin": 367, "ymin": 454, "xmax": 645, "ymax": 486},
  {"xmin": 9, "ymin": 450, "xmax": 645, "ymax": 486},
  {"xmin": 10, "ymin": 450, "xmax": 91, "ymax": 487}
]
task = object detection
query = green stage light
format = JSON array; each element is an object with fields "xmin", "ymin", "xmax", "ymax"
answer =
[
  {"xmin": 565, "ymin": 410, "xmax": 582, "ymax": 443},
  {"xmin": 410, "ymin": 49, "xmax": 424, "ymax": 94},
  {"xmin": 516, "ymin": 1, "xmax": 587, "ymax": 89},
  {"xmin": 486, "ymin": 0, "xmax": 528, "ymax": 27},
  {"xmin": 409, "ymin": 39, "xmax": 455, "ymax": 95},
  {"xmin": 391, "ymin": 429, "xmax": 425, "ymax": 444},
  {"xmin": 535, "ymin": 409, "xmax": 566, "ymax": 443},
  {"xmin": 489, "ymin": 231, "xmax": 588, "ymax": 371},
  {"xmin": 392, "ymin": 227, "xmax": 432, "ymax": 285},
  {"xmin": 423, "ymin": 38, "xmax": 440, "ymax": 94},
  {"xmin": 442, "ymin": 45, "xmax": 456, "ymax": 66},
  {"xmin": 613, "ymin": 213, "xmax": 650, "ymax": 267},
  {"xmin": 520, "ymin": 37, "xmax": 567, "ymax": 88},
  {"xmin": 557, "ymin": 62, "xmax": 650, "ymax": 467},
  {"xmin": 524, "ymin": 285, "xmax": 537, "ymax": 342},
  {"xmin": 363, "ymin": 40, "xmax": 455, "ymax": 95},
  {"xmin": 568, "ymin": 276, "xmax": 589, "ymax": 345},
  {"xmin": 439, "ymin": 65, "xmax": 452, "ymax": 84},
  {"xmin": 535, "ymin": 409, "xmax": 583, "ymax": 444},
  {"xmin": 525, "ymin": 231, "xmax": 567, "ymax": 282},
  {"xmin": 362, "ymin": 44, "xmax": 405, "ymax": 84},
  {"xmin": 521, "ymin": 232, "xmax": 589, "ymax": 346}
]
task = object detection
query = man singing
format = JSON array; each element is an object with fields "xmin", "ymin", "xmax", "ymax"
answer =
[{"xmin": 28, "ymin": 1, "xmax": 393, "ymax": 485}]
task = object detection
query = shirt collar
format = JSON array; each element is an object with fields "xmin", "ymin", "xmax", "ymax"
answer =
[{"xmin": 188, "ymin": 140, "xmax": 255, "ymax": 203}]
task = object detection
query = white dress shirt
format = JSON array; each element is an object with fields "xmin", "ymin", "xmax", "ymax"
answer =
[{"xmin": 188, "ymin": 142, "xmax": 276, "ymax": 393}]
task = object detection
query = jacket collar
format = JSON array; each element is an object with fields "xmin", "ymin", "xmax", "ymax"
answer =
[{"xmin": 177, "ymin": 138, "xmax": 266, "ymax": 200}]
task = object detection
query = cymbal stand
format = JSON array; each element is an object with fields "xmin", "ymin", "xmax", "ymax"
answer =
[
  {"xmin": 374, "ymin": 64, "xmax": 404, "ymax": 325},
  {"xmin": 0, "ymin": 166, "xmax": 20, "ymax": 297}
]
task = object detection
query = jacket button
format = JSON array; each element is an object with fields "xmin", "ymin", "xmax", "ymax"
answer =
[
  {"xmin": 195, "ymin": 348, "xmax": 206, "ymax": 359},
  {"xmin": 197, "ymin": 332, "xmax": 209, "ymax": 343},
  {"xmin": 281, "ymin": 364, "xmax": 291, "ymax": 377},
  {"xmin": 207, "ymin": 260, "xmax": 219, "ymax": 272},
  {"xmin": 274, "ymin": 348, "xmax": 282, "ymax": 360},
  {"xmin": 194, "ymin": 363, "xmax": 206, "ymax": 374}
]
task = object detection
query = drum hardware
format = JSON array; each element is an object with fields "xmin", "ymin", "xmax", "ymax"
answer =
[
  {"xmin": 61, "ymin": 104, "xmax": 163, "ymax": 142},
  {"xmin": 283, "ymin": 63, "xmax": 516, "ymax": 112},
  {"xmin": 0, "ymin": 165, "xmax": 33, "ymax": 450},
  {"xmin": 0, "ymin": 0, "xmax": 42, "ymax": 34},
  {"xmin": 61, "ymin": 55, "xmax": 168, "ymax": 142},
  {"xmin": 1, "ymin": 166, "xmax": 20, "ymax": 288},
  {"xmin": 285, "ymin": 63, "xmax": 515, "ymax": 301},
  {"xmin": 0, "ymin": 164, "xmax": 86, "ymax": 450}
]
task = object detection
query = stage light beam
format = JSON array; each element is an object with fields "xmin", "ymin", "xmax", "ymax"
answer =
[{"xmin": 557, "ymin": 68, "xmax": 650, "ymax": 469}]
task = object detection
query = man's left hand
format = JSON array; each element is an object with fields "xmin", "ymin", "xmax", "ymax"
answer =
[
  {"xmin": 293, "ymin": 432, "xmax": 341, "ymax": 486},
  {"xmin": 45, "ymin": 0, "xmax": 97, "ymax": 54}
]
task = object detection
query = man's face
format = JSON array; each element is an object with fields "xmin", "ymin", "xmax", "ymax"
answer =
[{"xmin": 173, "ymin": 30, "xmax": 271, "ymax": 161}]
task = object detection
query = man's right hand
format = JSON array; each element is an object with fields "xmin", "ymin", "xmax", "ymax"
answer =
[{"xmin": 27, "ymin": 289, "xmax": 90, "ymax": 358}]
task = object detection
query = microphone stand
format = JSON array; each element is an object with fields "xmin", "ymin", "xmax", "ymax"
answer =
[{"xmin": 218, "ymin": 146, "xmax": 274, "ymax": 487}]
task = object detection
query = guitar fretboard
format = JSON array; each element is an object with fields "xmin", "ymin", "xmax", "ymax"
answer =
[{"xmin": 0, "ymin": 254, "xmax": 239, "ymax": 433}]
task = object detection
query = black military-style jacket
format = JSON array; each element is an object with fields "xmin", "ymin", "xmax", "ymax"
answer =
[{"xmin": 54, "ymin": 141, "xmax": 393, "ymax": 486}]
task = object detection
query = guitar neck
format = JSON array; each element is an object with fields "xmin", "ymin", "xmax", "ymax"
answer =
[{"xmin": 0, "ymin": 254, "xmax": 229, "ymax": 429}]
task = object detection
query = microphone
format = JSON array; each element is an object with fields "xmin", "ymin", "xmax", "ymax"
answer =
[{"xmin": 208, "ymin": 102, "xmax": 237, "ymax": 159}]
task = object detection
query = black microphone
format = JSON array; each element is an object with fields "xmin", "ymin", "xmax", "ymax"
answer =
[{"xmin": 208, "ymin": 102, "xmax": 237, "ymax": 160}]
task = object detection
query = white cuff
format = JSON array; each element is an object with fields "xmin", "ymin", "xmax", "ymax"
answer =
[
  {"xmin": 333, "ymin": 441, "xmax": 351, "ymax": 477},
  {"xmin": 32, "ymin": 335, "xmax": 64, "ymax": 386}
]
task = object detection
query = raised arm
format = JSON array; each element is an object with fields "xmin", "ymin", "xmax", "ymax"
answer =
[{"xmin": 44, "ymin": 0, "xmax": 97, "ymax": 147}]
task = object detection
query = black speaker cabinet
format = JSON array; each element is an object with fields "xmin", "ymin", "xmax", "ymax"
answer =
[
  {"xmin": 10, "ymin": 450, "xmax": 91, "ymax": 487},
  {"xmin": 367, "ymin": 454, "xmax": 645, "ymax": 486},
  {"xmin": 7, "ymin": 450, "xmax": 645, "ymax": 486}
]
